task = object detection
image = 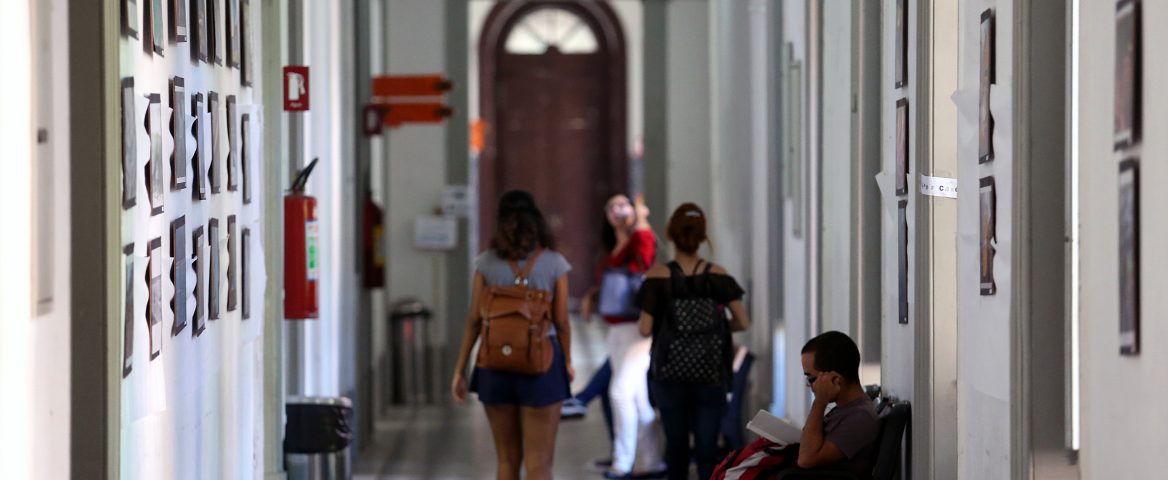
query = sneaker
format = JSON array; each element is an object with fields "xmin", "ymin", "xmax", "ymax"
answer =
[
  {"xmin": 603, "ymin": 470, "xmax": 633, "ymax": 480},
  {"xmin": 560, "ymin": 398, "xmax": 588, "ymax": 419}
]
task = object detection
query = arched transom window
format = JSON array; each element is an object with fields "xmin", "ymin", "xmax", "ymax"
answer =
[{"xmin": 504, "ymin": 7, "xmax": 599, "ymax": 54}]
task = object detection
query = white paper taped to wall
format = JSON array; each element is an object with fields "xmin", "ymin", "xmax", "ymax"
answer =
[{"xmin": 920, "ymin": 175, "xmax": 958, "ymax": 198}]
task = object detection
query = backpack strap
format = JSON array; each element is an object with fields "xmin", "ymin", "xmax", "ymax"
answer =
[
  {"xmin": 667, "ymin": 261, "xmax": 689, "ymax": 297},
  {"xmin": 509, "ymin": 248, "xmax": 545, "ymax": 286}
]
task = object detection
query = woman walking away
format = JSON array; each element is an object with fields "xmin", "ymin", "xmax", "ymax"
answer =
[
  {"xmin": 585, "ymin": 193, "xmax": 665, "ymax": 479},
  {"xmin": 451, "ymin": 190, "xmax": 574, "ymax": 480},
  {"xmin": 637, "ymin": 203, "xmax": 750, "ymax": 480}
]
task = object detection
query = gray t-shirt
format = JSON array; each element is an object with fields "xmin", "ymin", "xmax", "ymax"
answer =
[
  {"xmin": 824, "ymin": 396, "xmax": 880, "ymax": 476},
  {"xmin": 474, "ymin": 249, "xmax": 572, "ymax": 293}
]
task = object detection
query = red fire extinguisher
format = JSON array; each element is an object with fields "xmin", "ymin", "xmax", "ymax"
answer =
[
  {"xmin": 285, "ymin": 159, "xmax": 319, "ymax": 319},
  {"xmin": 363, "ymin": 194, "xmax": 385, "ymax": 288}
]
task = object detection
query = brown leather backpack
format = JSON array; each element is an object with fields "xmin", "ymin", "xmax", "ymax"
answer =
[{"xmin": 476, "ymin": 249, "xmax": 555, "ymax": 375}]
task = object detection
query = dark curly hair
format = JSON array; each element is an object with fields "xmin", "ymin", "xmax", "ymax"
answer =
[{"xmin": 490, "ymin": 190, "xmax": 556, "ymax": 260}]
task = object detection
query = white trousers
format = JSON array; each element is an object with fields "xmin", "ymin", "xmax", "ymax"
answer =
[{"xmin": 607, "ymin": 322, "xmax": 664, "ymax": 473}]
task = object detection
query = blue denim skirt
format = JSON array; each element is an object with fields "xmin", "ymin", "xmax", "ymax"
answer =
[{"xmin": 471, "ymin": 337, "xmax": 571, "ymax": 407}]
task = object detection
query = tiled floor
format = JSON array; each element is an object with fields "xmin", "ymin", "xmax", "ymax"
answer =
[{"xmin": 355, "ymin": 318, "xmax": 614, "ymax": 479}]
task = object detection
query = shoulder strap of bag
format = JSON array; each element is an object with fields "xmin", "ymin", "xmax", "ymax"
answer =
[
  {"xmin": 691, "ymin": 259, "xmax": 706, "ymax": 275},
  {"xmin": 508, "ymin": 248, "xmax": 545, "ymax": 286}
]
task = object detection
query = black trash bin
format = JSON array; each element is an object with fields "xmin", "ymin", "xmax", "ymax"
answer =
[
  {"xmin": 285, "ymin": 396, "xmax": 353, "ymax": 480},
  {"xmin": 390, "ymin": 298, "xmax": 432, "ymax": 404}
]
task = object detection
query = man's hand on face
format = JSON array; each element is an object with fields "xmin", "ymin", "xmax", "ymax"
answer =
[{"xmin": 811, "ymin": 371, "xmax": 843, "ymax": 405}]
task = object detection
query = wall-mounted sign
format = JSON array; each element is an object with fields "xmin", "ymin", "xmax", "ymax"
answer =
[
  {"xmin": 414, "ymin": 215, "xmax": 457, "ymax": 251},
  {"xmin": 284, "ymin": 66, "xmax": 310, "ymax": 111},
  {"xmin": 442, "ymin": 185, "xmax": 471, "ymax": 218}
]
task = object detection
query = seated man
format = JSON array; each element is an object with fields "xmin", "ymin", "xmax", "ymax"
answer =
[{"xmin": 796, "ymin": 331, "xmax": 880, "ymax": 476}]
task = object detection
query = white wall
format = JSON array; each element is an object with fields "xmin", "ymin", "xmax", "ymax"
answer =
[
  {"xmin": 1078, "ymin": 0, "xmax": 1168, "ymax": 476},
  {"xmin": 779, "ymin": 0, "xmax": 809, "ymax": 425},
  {"xmin": 0, "ymin": 1, "xmax": 69, "ymax": 478},
  {"xmin": 117, "ymin": 1, "xmax": 270, "ymax": 478},
  {"xmin": 879, "ymin": 0, "xmax": 918, "ymax": 414},
  {"xmin": 32, "ymin": 0, "xmax": 73, "ymax": 477},
  {"xmin": 383, "ymin": 0, "xmax": 451, "ymax": 371},
  {"xmin": 709, "ymin": 0, "xmax": 752, "ymax": 281},
  {"xmin": 666, "ymin": 0, "xmax": 712, "ymax": 231},
  {"xmin": 954, "ymin": 1, "xmax": 1014, "ymax": 477},
  {"xmin": 818, "ymin": 0, "xmax": 853, "ymax": 337}
]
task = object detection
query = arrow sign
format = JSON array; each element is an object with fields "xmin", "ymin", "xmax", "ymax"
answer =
[{"xmin": 373, "ymin": 75, "xmax": 453, "ymax": 98}]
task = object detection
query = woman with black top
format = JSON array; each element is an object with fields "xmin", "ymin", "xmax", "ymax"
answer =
[{"xmin": 636, "ymin": 203, "xmax": 750, "ymax": 480}]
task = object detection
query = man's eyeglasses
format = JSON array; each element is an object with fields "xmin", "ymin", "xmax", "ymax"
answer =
[{"xmin": 804, "ymin": 374, "xmax": 818, "ymax": 386}]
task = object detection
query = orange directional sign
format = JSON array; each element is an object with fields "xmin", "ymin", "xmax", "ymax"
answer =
[
  {"xmin": 373, "ymin": 75, "xmax": 453, "ymax": 97},
  {"xmin": 382, "ymin": 103, "xmax": 454, "ymax": 127}
]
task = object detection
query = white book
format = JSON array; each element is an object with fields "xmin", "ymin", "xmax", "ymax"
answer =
[{"xmin": 746, "ymin": 409, "xmax": 803, "ymax": 446}]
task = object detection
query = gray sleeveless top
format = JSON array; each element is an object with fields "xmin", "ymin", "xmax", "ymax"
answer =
[{"xmin": 474, "ymin": 249, "xmax": 572, "ymax": 292}]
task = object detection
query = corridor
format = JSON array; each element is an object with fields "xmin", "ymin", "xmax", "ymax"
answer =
[{"xmin": 2, "ymin": 0, "xmax": 1166, "ymax": 479}]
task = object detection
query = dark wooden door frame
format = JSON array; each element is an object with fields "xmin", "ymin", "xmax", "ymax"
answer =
[{"xmin": 478, "ymin": 0, "xmax": 628, "ymax": 252}]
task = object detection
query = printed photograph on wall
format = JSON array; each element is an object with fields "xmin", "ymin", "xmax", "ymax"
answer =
[
  {"xmin": 171, "ymin": 77, "xmax": 187, "ymax": 190},
  {"xmin": 227, "ymin": 95, "xmax": 239, "ymax": 191},
  {"xmin": 242, "ymin": 227, "xmax": 250, "ymax": 319},
  {"xmin": 123, "ymin": 0, "xmax": 139, "ymax": 39},
  {"xmin": 898, "ymin": 200, "xmax": 908, "ymax": 324},
  {"xmin": 978, "ymin": 8, "xmax": 995, "ymax": 164},
  {"xmin": 896, "ymin": 98, "xmax": 909, "ymax": 195},
  {"xmin": 171, "ymin": 217, "xmax": 188, "ymax": 336},
  {"xmin": 192, "ymin": 225, "xmax": 206, "ymax": 336},
  {"xmin": 227, "ymin": 0, "xmax": 241, "ymax": 68},
  {"xmin": 208, "ymin": 0, "xmax": 222, "ymax": 64},
  {"xmin": 1118, "ymin": 159, "xmax": 1140, "ymax": 355},
  {"xmin": 122, "ymin": 78, "xmax": 137, "ymax": 209},
  {"xmin": 147, "ymin": 0, "xmax": 165, "ymax": 55},
  {"xmin": 147, "ymin": 93, "xmax": 165, "ymax": 216},
  {"xmin": 241, "ymin": 0, "xmax": 253, "ymax": 86},
  {"xmin": 123, "ymin": 243, "xmax": 135, "ymax": 378},
  {"xmin": 227, "ymin": 215, "xmax": 237, "ymax": 312},
  {"xmin": 895, "ymin": 0, "xmax": 907, "ymax": 88},
  {"xmin": 1114, "ymin": 0, "xmax": 1141, "ymax": 150},
  {"xmin": 242, "ymin": 113, "xmax": 251, "ymax": 204},
  {"xmin": 192, "ymin": 0, "xmax": 207, "ymax": 62},
  {"xmin": 191, "ymin": 93, "xmax": 207, "ymax": 200},
  {"xmin": 209, "ymin": 218, "xmax": 221, "ymax": 320},
  {"xmin": 170, "ymin": 0, "xmax": 186, "ymax": 42},
  {"xmin": 979, "ymin": 176, "xmax": 997, "ymax": 295},
  {"xmin": 209, "ymin": 91, "xmax": 222, "ymax": 194},
  {"xmin": 148, "ymin": 237, "xmax": 163, "ymax": 360}
]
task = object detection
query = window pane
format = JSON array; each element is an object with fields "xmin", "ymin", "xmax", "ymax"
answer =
[{"xmin": 504, "ymin": 7, "xmax": 598, "ymax": 54}]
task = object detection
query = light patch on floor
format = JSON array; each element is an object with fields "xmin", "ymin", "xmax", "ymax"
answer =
[{"xmin": 355, "ymin": 317, "xmax": 614, "ymax": 479}]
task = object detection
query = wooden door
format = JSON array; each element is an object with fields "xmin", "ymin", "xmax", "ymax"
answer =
[{"xmin": 492, "ymin": 50, "xmax": 608, "ymax": 297}]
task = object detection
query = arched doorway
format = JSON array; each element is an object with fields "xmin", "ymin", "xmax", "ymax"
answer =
[{"xmin": 479, "ymin": 0, "xmax": 628, "ymax": 299}]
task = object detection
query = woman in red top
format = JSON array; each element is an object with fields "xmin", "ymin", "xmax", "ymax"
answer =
[{"xmin": 580, "ymin": 194, "xmax": 664, "ymax": 478}]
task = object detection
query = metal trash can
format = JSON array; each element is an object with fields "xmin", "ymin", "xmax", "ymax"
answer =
[
  {"xmin": 285, "ymin": 396, "xmax": 353, "ymax": 480},
  {"xmin": 390, "ymin": 298, "xmax": 432, "ymax": 404}
]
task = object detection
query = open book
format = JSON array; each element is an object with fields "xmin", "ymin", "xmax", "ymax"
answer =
[{"xmin": 745, "ymin": 409, "xmax": 803, "ymax": 446}]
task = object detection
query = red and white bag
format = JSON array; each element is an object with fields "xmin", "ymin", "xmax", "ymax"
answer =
[{"xmin": 709, "ymin": 438, "xmax": 794, "ymax": 480}]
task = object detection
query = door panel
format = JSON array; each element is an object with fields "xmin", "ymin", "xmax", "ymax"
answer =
[{"xmin": 494, "ymin": 52, "xmax": 608, "ymax": 297}]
